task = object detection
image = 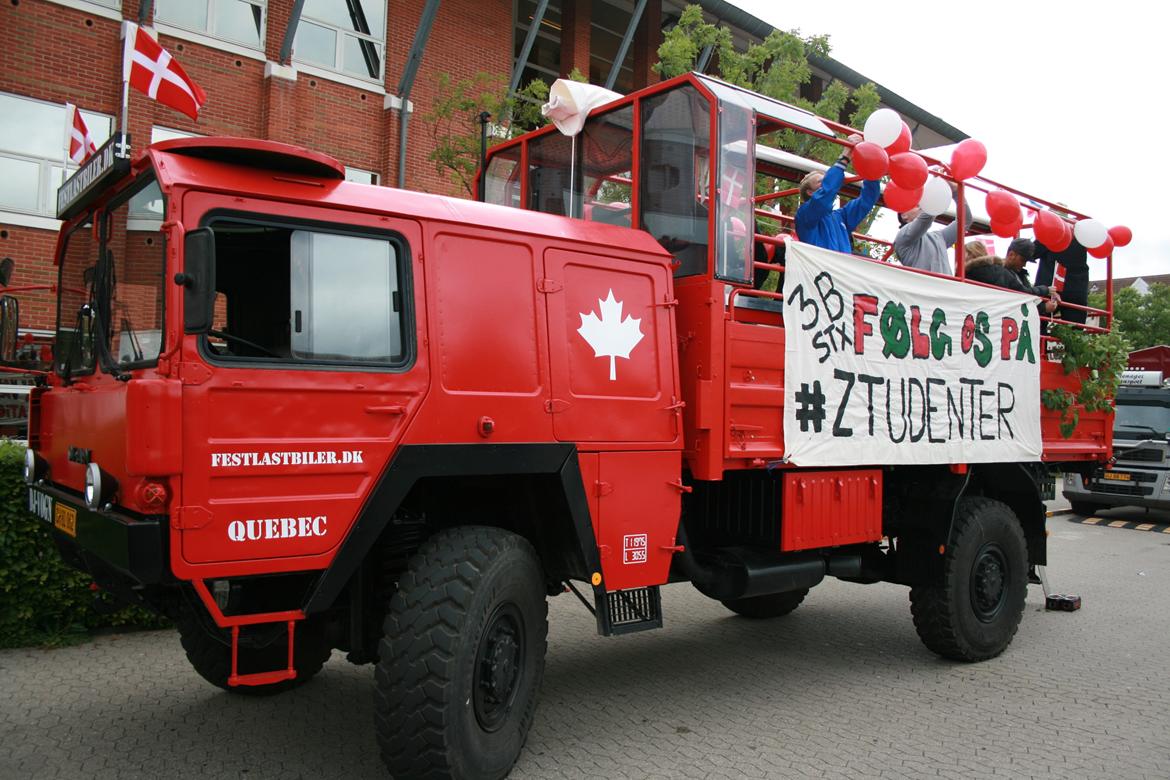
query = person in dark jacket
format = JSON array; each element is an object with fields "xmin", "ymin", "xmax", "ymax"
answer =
[
  {"xmin": 794, "ymin": 133, "xmax": 882, "ymax": 253},
  {"xmin": 1034, "ymin": 237, "xmax": 1089, "ymax": 324},
  {"xmin": 964, "ymin": 249, "xmax": 1059, "ymax": 313}
]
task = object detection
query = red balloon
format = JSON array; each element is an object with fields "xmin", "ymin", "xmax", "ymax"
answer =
[
  {"xmin": 1033, "ymin": 210, "xmax": 1065, "ymax": 247},
  {"xmin": 985, "ymin": 190, "xmax": 1021, "ymax": 223},
  {"xmin": 1108, "ymin": 225, "xmax": 1132, "ymax": 247},
  {"xmin": 883, "ymin": 182, "xmax": 923, "ymax": 212},
  {"xmin": 1088, "ymin": 235, "xmax": 1115, "ymax": 258},
  {"xmin": 884, "ymin": 121, "xmax": 912, "ymax": 155},
  {"xmin": 949, "ymin": 139, "xmax": 987, "ymax": 181},
  {"xmin": 1047, "ymin": 220, "xmax": 1073, "ymax": 252},
  {"xmin": 851, "ymin": 141, "xmax": 889, "ymax": 180},
  {"xmin": 991, "ymin": 214, "xmax": 1023, "ymax": 239},
  {"xmin": 888, "ymin": 152, "xmax": 928, "ymax": 189}
]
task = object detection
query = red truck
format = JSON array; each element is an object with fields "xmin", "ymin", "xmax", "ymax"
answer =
[{"xmin": 14, "ymin": 73, "xmax": 1112, "ymax": 778}]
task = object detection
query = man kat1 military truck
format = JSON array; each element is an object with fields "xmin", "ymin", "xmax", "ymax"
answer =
[{"xmin": 15, "ymin": 73, "xmax": 1114, "ymax": 778}]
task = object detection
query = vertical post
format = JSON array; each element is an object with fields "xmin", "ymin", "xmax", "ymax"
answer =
[
  {"xmin": 477, "ymin": 111, "xmax": 491, "ymax": 202},
  {"xmin": 955, "ymin": 180, "xmax": 966, "ymax": 280},
  {"xmin": 119, "ymin": 22, "xmax": 133, "ymax": 159},
  {"xmin": 1105, "ymin": 245, "xmax": 1114, "ymax": 331},
  {"xmin": 62, "ymin": 103, "xmax": 73, "ymax": 174}
]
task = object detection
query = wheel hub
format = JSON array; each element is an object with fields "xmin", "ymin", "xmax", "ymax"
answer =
[
  {"xmin": 473, "ymin": 604, "xmax": 525, "ymax": 732},
  {"xmin": 971, "ymin": 543, "xmax": 1008, "ymax": 622}
]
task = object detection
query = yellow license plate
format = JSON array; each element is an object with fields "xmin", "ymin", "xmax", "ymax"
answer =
[
  {"xmin": 53, "ymin": 503, "xmax": 77, "ymax": 537},
  {"xmin": 1103, "ymin": 472, "xmax": 1132, "ymax": 482}
]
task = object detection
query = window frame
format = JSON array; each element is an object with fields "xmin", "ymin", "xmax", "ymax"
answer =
[
  {"xmin": 54, "ymin": 218, "xmax": 100, "ymax": 380},
  {"xmin": 152, "ymin": 0, "xmax": 268, "ymax": 57},
  {"xmin": 102, "ymin": 174, "xmax": 169, "ymax": 372},
  {"xmin": 292, "ymin": 0, "xmax": 388, "ymax": 85},
  {"xmin": 196, "ymin": 210, "xmax": 415, "ymax": 373},
  {"xmin": 0, "ymin": 91, "xmax": 114, "ymax": 220}
]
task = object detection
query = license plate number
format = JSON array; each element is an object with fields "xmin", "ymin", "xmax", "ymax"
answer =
[
  {"xmin": 1102, "ymin": 472, "xmax": 1132, "ymax": 482},
  {"xmin": 53, "ymin": 503, "xmax": 77, "ymax": 537}
]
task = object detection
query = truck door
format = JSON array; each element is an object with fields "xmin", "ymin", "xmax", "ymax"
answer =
[
  {"xmin": 176, "ymin": 196, "xmax": 427, "ymax": 569},
  {"xmin": 544, "ymin": 247, "xmax": 678, "ymax": 443}
]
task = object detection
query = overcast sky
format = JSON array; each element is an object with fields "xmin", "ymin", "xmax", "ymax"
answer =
[{"xmin": 732, "ymin": 0, "xmax": 1164, "ymax": 281}]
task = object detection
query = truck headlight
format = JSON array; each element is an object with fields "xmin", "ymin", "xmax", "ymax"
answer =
[
  {"xmin": 84, "ymin": 462, "xmax": 117, "ymax": 510},
  {"xmin": 23, "ymin": 449, "xmax": 47, "ymax": 484}
]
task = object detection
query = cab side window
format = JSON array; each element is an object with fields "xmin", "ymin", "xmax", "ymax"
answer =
[{"xmin": 203, "ymin": 218, "xmax": 408, "ymax": 367}]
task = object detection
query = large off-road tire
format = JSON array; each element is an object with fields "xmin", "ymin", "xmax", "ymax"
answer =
[
  {"xmin": 375, "ymin": 526, "xmax": 548, "ymax": 780},
  {"xmin": 721, "ymin": 588, "xmax": 808, "ymax": 619},
  {"xmin": 175, "ymin": 603, "xmax": 331, "ymax": 696},
  {"xmin": 909, "ymin": 497, "xmax": 1029, "ymax": 662},
  {"xmin": 1070, "ymin": 500, "xmax": 1104, "ymax": 517}
]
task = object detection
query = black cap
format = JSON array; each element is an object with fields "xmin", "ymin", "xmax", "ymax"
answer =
[{"xmin": 1008, "ymin": 237, "xmax": 1035, "ymax": 261}]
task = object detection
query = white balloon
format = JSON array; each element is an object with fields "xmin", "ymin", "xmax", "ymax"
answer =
[
  {"xmin": 917, "ymin": 176, "xmax": 952, "ymax": 216},
  {"xmin": 863, "ymin": 108, "xmax": 902, "ymax": 148},
  {"xmin": 1073, "ymin": 218, "xmax": 1108, "ymax": 249}
]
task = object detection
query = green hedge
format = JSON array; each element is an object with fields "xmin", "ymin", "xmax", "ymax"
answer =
[{"xmin": 0, "ymin": 441, "xmax": 167, "ymax": 648}]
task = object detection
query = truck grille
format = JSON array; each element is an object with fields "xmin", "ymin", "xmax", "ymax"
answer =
[
  {"xmin": 1116, "ymin": 448, "xmax": 1164, "ymax": 464},
  {"xmin": 1090, "ymin": 482, "xmax": 1154, "ymax": 497}
]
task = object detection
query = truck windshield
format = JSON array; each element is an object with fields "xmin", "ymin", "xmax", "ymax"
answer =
[
  {"xmin": 1115, "ymin": 402, "xmax": 1170, "ymax": 438},
  {"xmin": 54, "ymin": 175, "xmax": 166, "ymax": 379}
]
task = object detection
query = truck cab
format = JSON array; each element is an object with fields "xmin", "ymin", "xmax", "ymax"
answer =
[{"xmin": 1063, "ymin": 372, "xmax": 1170, "ymax": 514}]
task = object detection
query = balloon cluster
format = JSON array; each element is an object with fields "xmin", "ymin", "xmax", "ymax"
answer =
[{"xmin": 854, "ymin": 108, "xmax": 1130, "ymax": 258}]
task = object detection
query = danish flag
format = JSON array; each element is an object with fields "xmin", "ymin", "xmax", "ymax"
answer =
[
  {"xmin": 1053, "ymin": 263, "xmax": 1066, "ymax": 293},
  {"xmin": 122, "ymin": 22, "xmax": 207, "ymax": 120},
  {"xmin": 66, "ymin": 103, "xmax": 97, "ymax": 164}
]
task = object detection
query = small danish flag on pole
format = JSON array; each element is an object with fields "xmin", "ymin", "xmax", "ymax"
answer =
[
  {"xmin": 65, "ymin": 103, "xmax": 97, "ymax": 164},
  {"xmin": 122, "ymin": 21, "xmax": 207, "ymax": 120}
]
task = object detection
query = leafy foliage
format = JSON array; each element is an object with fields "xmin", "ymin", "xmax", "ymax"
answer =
[
  {"xmin": 0, "ymin": 442, "xmax": 166, "ymax": 648},
  {"xmin": 1088, "ymin": 284, "xmax": 1170, "ymax": 350},
  {"xmin": 1041, "ymin": 325, "xmax": 1131, "ymax": 438},
  {"xmin": 426, "ymin": 69, "xmax": 587, "ymax": 196}
]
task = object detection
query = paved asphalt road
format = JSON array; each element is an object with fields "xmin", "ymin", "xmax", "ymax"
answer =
[{"xmin": 3, "ymin": 505, "xmax": 1169, "ymax": 779}]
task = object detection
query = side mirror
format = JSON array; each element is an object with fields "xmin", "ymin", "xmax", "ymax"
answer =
[
  {"xmin": 0, "ymin": 257, "xmax": 14, "ymax": 287},
  {"xmin": 180, "ymin": 228, "xmax": 216, "ymax": 334},
  {"xmin": 0, "ymin": 295, "xmax": 19, "ymax": 363}
]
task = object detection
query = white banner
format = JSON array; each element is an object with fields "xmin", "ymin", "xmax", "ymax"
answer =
[{"xmin": 782, "ymin": 243, "xmax": 1042, "ymax": 467}]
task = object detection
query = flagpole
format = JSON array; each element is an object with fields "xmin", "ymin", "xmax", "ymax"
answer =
[
  {"xmin": 62, "ymin": 102, "xmax": 73, "ymax": 174},
  {"xmin": 119, "ymin": 21, "xmax": 133, "ymax": 158}
]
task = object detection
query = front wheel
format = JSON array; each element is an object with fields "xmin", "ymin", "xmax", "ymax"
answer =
[
  {"xmin": 175, "ymin": 603, "xmax": 331, "ymax": 696},
  {"xmin": 909, "ymin": 497, "xmax": 1028, "ymax": 662},
  {"xmin": 1070, "ymin": 500, "xmax": 1104, "ymax": 517},
  {"xmin": 375, "ymin": 526, "xmax": 548, "ymax": 780}
]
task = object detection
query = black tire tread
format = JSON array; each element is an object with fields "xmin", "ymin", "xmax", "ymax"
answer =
[
  {"xmin": 1069, "ymin": 501, "xmax": 1103, "ymax": 517},
  {"xmin": 909, "ymin": 496, "xmax": 1027, "ymax": 663},
  {"xmin": 374, "ymin": 526, "xmax": 547, "ymax": 780},
  {"xmin": 175, "ymin": 607, "xmax": 330, "ymax": 696}
]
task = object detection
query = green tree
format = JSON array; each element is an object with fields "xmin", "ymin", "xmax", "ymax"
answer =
[
  {"xmin": 1088, "ymin": 284, "xmax": 1170, "ymax": 350},
  {"xmin": 426, "ymin": 69, "xmax": 585, "ymax": 196}
]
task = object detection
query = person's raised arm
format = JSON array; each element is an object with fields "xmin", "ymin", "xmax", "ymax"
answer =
[
  {"xmin": 795, "ymin": 163, "xmax": 846, "ymax": 234},
  {"xmin": 940, "ymin": 186, "xmax": 974, "ymax": 247},
  {"xmin": 842, "ymin": 177, "xmax": 882, "ymax": 232}
]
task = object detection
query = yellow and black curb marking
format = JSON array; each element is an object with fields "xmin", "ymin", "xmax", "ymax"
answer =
[{"xmin": 1064, "ymin": 515, "xmax": 1170, "ymax": 534}]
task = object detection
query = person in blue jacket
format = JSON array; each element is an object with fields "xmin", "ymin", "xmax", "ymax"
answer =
[{"xmin": 795, "ymin": 133, "xmax": 882, "ymax": 253}]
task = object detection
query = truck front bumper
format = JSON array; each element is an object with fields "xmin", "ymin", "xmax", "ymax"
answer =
[{"xmin": 27, "ymin": 483, "xmax": 167, "ymax": 584}]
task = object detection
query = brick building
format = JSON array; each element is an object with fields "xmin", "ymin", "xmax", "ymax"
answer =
[{"xmin": 0, "ymin": 0, "xmax": 964, "ymax": 336}]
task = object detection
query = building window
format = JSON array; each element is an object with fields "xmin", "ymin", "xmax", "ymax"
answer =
[
  {"xmin": 513, "ymin": 0, "xmax": 562, "ymax": 88},
  {"xmin": 0, "ymin": 92, "xmax": 113, "ymax": 218},
  {"xmin": 294, "ymin": 0, "xmax": 386, "ymax": 83},
  {"xmin": 590, "ymin": 0, "xmax": 634, "ymax": 93},
  {"xmin": 344, "ymin": 166, "xmax": 380, "ymax": 185},
  {"xmin": 154, "ymin": 0, "xmax": 266, "ymax": 50},
  {"xmin": 128, "ymin": 126, "xmax": 201, "ymax": 224}
]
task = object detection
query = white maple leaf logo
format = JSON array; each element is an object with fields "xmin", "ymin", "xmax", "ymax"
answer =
[{"xmin": 577, "ymin": 289, "xmax": 645, "ymax": 381}]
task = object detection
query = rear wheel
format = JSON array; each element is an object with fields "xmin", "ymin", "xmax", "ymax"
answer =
[
  {"xmin": 175, "ymin": 603, "xmax": 331, "ymax": 696},
  {"xmin": 375, "ymin": 526, "xmax": 548, "ymax": 780},
  {"xmin": 909, "ymin": 497, "xmax": 1028, "ymax": 662},
  {"xmin": 721, "ymin": 588, "xmax": 808, "ymax": 619}
]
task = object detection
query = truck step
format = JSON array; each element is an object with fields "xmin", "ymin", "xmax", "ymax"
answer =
[{"xmin": 598, "ymin": 586, "xmax": 662, "ymax": 636}]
